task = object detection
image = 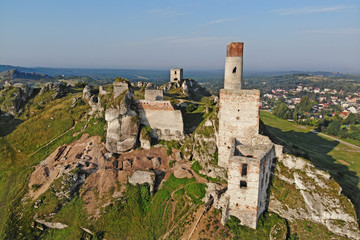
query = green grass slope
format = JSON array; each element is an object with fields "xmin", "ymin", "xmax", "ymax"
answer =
[{"xmin": 261, "ymin": 110, "xmax": 360, "ymax": 224}]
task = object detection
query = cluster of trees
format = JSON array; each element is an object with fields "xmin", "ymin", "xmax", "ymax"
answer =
[
  {"xmin": 273, "ymin": 96, "xmax": 313, "ymax": 121},
  {"xmin": 317, "ymin": 114, "xmax": 360, "ymax": 141},
  {"xmin": 273, "ymin": 96, "xmax": 360, "ymax": 141}
]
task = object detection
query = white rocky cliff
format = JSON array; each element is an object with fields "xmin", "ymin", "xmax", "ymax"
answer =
[{"xmin": 104, "ymin": 79, "xmax": 139, "ymax": 153}]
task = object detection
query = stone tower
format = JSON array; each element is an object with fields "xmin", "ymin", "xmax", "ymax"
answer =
[
  {"xmin": 170, "ymin": 68, "xmax": 183, "ymax": 83},
  {"xmin": 218, "ymin": 42, "xmax": 259, "ymax": 168},
  {"xmin": 224, "ymin": 42, "xmax": 243, "ymax": 90},
  {"xmin": 217, "ymin": 42, "xmax": 276, "ymax": 229}
]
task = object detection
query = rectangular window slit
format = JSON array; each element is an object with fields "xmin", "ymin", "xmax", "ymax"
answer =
[{"xmin": 241, "ymin": 164, "xmax": 248, "ymax": 176}]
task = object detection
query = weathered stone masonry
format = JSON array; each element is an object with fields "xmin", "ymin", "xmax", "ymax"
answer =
[
  {"xmin": 217, "ymin": 42, "xmax": 276, "ymax": 229},
  {"xmin": 137, "ymin": 89, "xmax": 184, "ymax": 141},
  {"xmin": 170, "ymin": 68, "xmax": 183, "ymax": 83}
]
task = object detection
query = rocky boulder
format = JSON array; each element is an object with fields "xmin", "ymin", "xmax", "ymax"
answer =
[
  {"xmin": 82, "ymin": 85, "xmax": 104, "ymax": 116},
  {"xmin": 128, "ymin": 170, "xmax": 156, "ymax": 192},
  {"xmin": 39, "ymin": 82, "xmax": 67, "ymax": 99},
  {"xmin": 0, "ymin": 82, "xmax": 34, "ymax": 115}
]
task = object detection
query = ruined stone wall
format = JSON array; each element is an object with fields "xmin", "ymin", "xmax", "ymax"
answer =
[
  {"xmin": 227, "ymin": 144, "xmax": 275, "ymax": 229},
  {"xmin": 137, "ymin": 100, "xmax": 174, "ymax": 111},
  {"xmin": 137, "ymin": 100, "xmax": 184, "ymax": 140},
  {"xmin": 228, "ymin": 154, "xmax": 261, "ymax": 229},
  {"xmin": 144, "ymin": 89, "xmax": 163, "ymax": 101},
  {"xmin": 218, "ymin": 89, "xmax": 260, "ymax": 167},
  {"xmin": 256, "ymin": 145, "xmax": 276, "ymax": 218},
  {"xmin": 170, "ymin": 68, "xmax": 183, "ymax": 82}
]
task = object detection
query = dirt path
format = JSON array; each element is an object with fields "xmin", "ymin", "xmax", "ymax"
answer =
[
  {"xmin": 311, "ymin": 130, "xmax": 360, "ymax": 151},
  {"xmin": 161, "ymin": 181, "xmax": 200, "ymax": 240},
  {"xmin": 181, "ymin": 206, "xmax": 206, "ymax": 240},
  {"xmin": 29, "ymin": 124, "xmax": 75, "ymax": 158}
]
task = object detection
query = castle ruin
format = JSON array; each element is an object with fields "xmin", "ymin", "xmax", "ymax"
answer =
[
  {"xmin": 170, "ymin": 68, "xmax": 183, "ymax": 83},
  {"xmin": 217, "ymin": 42, "xmax": 276, "ymax": 229},
  {"xmin": 137, "ymin": 89, "xmax": 184, "ymax": 141}
]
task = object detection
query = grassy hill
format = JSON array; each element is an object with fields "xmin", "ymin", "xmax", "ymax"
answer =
[
  {"xmin": 0, "ymin": 82, "xmax": 359, "ymax": 239},
  {"xmin": 260, "ymin": 110, "xmax": 360, "ymax": 224}
]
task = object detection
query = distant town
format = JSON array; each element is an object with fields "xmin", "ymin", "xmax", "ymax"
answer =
[{"xmin": 261, "ymin": 78, "xmax": 360, "ymax": 141}]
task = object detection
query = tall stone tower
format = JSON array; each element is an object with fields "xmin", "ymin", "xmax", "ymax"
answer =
[
  {"xmin": 217, "ymin": 42, "xmax": 276, "ymax": 229},
  {"xmin": 170, "ymin": 68, "xmax": 183, "ymax": 83},
  {"xmin": 224, "ymin": 42, "xmax": 243, "ymax": 90},
  {"xmin": 218, "ymin": 42, "xmax": 260, "ymax": 168}
]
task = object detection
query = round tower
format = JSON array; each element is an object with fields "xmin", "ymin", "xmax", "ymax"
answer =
[{"xmin": 224, "ymin": 42, "xmax": 243, "ymax": 90}]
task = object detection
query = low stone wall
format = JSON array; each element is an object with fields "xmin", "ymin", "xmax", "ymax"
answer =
[
  {"xmin": 137, "ymin": 100, "xmax": 175, "ymax": 111},
  {"xmin": 144, "ymin": 89, "xmax": 163, "ymax": 101},
  {"xmin": 137, "ymin": 100, "xmax": 184, "ymax": 141}
]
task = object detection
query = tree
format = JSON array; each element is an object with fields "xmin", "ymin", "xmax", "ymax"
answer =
[
  {"xmin": 273, "ymin": 103, "xmax": 292, "ymax": 119},
  {"xmin": 297, "ymin": 96, "xmax": 312, "ymax": 113},
  {"xmin": 326, "ymin": 120, "xmax": 341, "ymax": 136},
  {"xmin": 344, "ymin": 113, "xmax": 356, "ymax": 125}
]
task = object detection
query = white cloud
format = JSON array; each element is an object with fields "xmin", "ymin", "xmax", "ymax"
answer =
[
  {"xmin": 305, "ymin": 28, "xmax": 360, "ymax": 34},
  {"xmin": 273, "ymin": 5, "xmax": 352, "ymax": 15}
]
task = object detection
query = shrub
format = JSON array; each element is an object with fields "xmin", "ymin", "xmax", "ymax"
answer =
[{"xmin": 186, "ymin": 104, "xmax": 197, "ymax": 113}]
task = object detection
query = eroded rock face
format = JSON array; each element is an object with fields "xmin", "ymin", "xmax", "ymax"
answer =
[
  {"xmin": 161, "ymin": 78, "xmax": 210, "ymax": 101},
  {"xmin": 82, "ymin": 85, "xmax": 104, "ymax": 116},
  {"xmin": 182, "ymin": 109, "xmax": 226, "ymax": 179},
  {"xmin": 0, "ymin": 82, "xmax": 34, "ymax": 115},
  {"xmin": 39, "ymin": 82, "xmax": 67, "ymax": 99},
  {"xmin": 269, "ymin": 154, "xmax": 360, "ymax": 240},
  {"xmin": 105, "ymin": 88, "xmax": 139, "ymax": 153}
]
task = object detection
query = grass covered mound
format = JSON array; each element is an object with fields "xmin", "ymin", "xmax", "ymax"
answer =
[{"xmin": 0, "ymin": 87, "xmax": 111, "ymax": 238}]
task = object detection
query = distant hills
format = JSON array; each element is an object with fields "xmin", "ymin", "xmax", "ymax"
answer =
[
  {"xmin": 0, "ymin": 68, "xmax": 49, "ymax": 80},
  {"xmin": 0, "ymin": 64, "xmax": 358, "ymax": 88}
]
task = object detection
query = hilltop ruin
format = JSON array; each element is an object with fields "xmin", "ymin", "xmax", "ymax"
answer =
[{"xmin": 214, "ymin": 42, "xmax": 279, "ymax": 229}]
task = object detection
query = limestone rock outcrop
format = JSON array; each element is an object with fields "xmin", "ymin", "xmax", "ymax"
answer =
[
  {"xmin": 162, "ymin": 78, "xmax": 210, "ymax": 101},
  {"xmin": 182, "ymin": 108, "xmax": 226, "ymax": 179},
  {"xmin": 128, "ymin": 170, "xmax": 156, "ymax": 191},
  {"xmin": 105, "ymin": 82, "xmax": 139, "ymax": 153},
  {"xmin": 0, "ymin": 82, "xmax": 34, "ymax": 115},
  {"xmin": 82, "ymin": 85, "xmax": 104, "ymax": 116},
  {"xmin": 269, "ymin": 154, "xmax": 360, "ymax": 240},
  {"xmin": 39, "ymin": 82, "xmax": 67, "ymax": 99}
]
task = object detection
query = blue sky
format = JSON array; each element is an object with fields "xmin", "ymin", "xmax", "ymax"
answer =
[{"xmin": 0, "ymin": 0, "xmax": 359, "ymax": 72}]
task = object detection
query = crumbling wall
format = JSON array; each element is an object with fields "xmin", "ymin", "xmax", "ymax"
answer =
[
  {"xmin": 137, "ymin": 100, "xmax": 184, "ymax": 140},
  {"xmin": 227, "ymin": 144, "xmax": 275, "ymax": 229},
  {"xmin": 256, "ymin": 145, "xmax": 276, "ymax": 218},
  {"xmin": 144, "ymin": 89, "xmax": 163, "ymax": 101},
  {"xmin": 218, "ymin": 89, "xmax": 260, "ymax": 167}
]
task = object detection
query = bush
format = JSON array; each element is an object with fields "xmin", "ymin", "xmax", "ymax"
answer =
[
  {"xmin": 186, "ymin": 104, "xmax": 197, "ymax": 113},
  {"xmin": 74, "ymin": 81, "xmax": 86, "ymax": 88},
  {"xmin": 31, "ymin": 184, "xmax": 42, "ymax": 191}
]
